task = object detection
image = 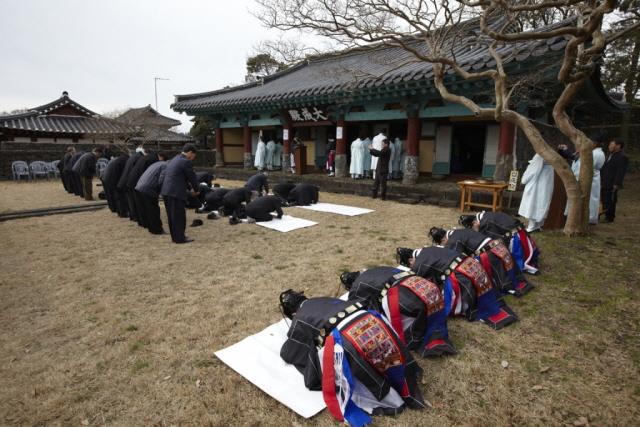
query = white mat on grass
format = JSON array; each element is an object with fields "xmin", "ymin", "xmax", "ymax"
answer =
[
  {"xmin": 214, "ymin": 319, "xmax": 325, "ymax": 418},
  {"xmin": 255, "ymin": 215, "xmax": 318, "ymax": 233},
  {"xmin": 296, "ymin": 202, "xmax": 373, "ymax": 216}
]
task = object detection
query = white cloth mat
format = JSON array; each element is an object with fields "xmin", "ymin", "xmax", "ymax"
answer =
[
  {"xmin": 296, "ymin": 203, "xmax": 373, "ymax": 216},
  {"xmin": 214, "ymin": 319, "xmax": 325, "ymax": 418},
  {"xmin": 255, "ymin": 214, "xmax": 318, "ymax": 232}
]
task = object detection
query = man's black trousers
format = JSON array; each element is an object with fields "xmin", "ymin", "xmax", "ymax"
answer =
[
  {"xmin": 372, "ymin": 172, "xmax": 388, "ymax": 200},
  {"xmin": 601, "ymin": 188, "xmax": 618, "ymax": 222},
  {"xmin": 164, "ymin": 196, "xmax": 187, "ymax": 243}
]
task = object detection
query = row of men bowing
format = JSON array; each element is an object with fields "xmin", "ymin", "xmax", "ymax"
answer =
[{"xmin": 277, "ymin": 210, "xmax": 539, "ymax": 425}]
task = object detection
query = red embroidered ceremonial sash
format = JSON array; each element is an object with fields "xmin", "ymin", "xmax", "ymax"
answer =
[
  {"xmin": 455, "ymin": 257, "xmax": 492, "ymax": 297},
  {"xmin": 489, "ymin": 240, "xmax": 515, "ymax": 271},
  {"xmin": 342, "ymin": 314, "xmax": 404, "ymax": 373},
  {"xmin": 399, "ymin": 276, "xmax": 444, "ymax": 317}
]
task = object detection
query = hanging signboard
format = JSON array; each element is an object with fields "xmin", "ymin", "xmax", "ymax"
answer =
[
  {"xmin": 508, "ymin": 170, "xmax": 519, "ymax": 191},
  {"xmin": 287, "ymin": 107, "xmax": 329, "ymax": 123},
  {"xmin": 336, "ymin": 126, "xmax": 343, "ymax": 140},
  {"xmin": 283, "ymin": 129, "xmax": 290, "ymax": 140}
]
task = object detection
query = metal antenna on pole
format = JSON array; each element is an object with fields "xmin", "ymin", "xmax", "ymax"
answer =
[{"xmin": 154, "ymin": 77, "xmax": 170, "ymax": 111}]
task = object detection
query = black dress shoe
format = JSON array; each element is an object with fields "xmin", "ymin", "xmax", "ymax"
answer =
[{"xmin": 177, "ymin": 238, "xmax": 194, "ymax": 244}]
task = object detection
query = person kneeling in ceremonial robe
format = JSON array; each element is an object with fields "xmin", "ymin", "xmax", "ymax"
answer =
[{"xmin": 279, "ymin": 290, "xmax": 425, "ymax": 426}]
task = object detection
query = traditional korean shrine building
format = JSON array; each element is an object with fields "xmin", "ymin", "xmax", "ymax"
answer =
[{"xmin": 172, "ymin": 18, "xmax": 622, "ymax": 184}]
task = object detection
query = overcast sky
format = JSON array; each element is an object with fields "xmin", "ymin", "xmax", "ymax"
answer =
[{"xmin": 0, "ymin": 0, "xmax": 281, "ymax": 132}]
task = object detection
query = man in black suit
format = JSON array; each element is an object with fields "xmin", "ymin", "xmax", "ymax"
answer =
[
  {"xmin": 161, "ymin": 144, "xmax": 200, "ymax": 243},
  {"xmin": 601, "ymin": 139, "xmax": 629, "ymax": 223},
  {"xmin": 102, "ymin": 153, "xmax": 129, "ymax": 216},
  {"xmin": 58, "ymin": 146, "xmax": 75, "ymax": 193},
  {"xmin": 117, "ymin": 149, "xmax": 144, "ymax": 221},
  {"xmin": 369, "ymin": 138, "xmax": 391, "ymax": 200},
  {"xmin": 72, "ymin": 148, "xmax": 103, "ymax": 201},
  {"xmin": 245, "ymin": 172, "xmax": 269, "ymax": 196},
  {"xmin": 67, "ymin": 149, "xmax": 85, "ymax": 197}
]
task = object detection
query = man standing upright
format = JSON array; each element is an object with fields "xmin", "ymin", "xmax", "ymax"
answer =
[
  {"xmin": 369, "ymin": 138, "xmax": 391, "ymax": 200},
  {"xmin": 161, "ymin": 144, "xmax": 200, "ymax": 243},
  {"xmin": 72, "ymin": 147, "xmax": 103, "ymax": 201},
  {"xmin": 601, "ymin": 139, "xmax": 629, "ymax": 223}
]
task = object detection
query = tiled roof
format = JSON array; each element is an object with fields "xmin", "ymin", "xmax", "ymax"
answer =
[
  {"xmin": 172, "ymin": 17, "xmax": 572, "ymax": 114},
  {"xmin": 0, "ymin": 92, "xmax": 137, "ymax": 136},
  {"xmin": 130, "ymin": 126, "xmax": 193, "ymax": 143},
  {"xmin": 116, "ymin": 105, "xmax": 181, "ymax": 129}
]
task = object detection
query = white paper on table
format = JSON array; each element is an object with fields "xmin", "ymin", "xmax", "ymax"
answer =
[
  {"xmin": 296, "ymin": 203, "xmax": 373, "ymax": 216},
  {"xmin": 255, "ymin": 215, "xmax": 318, "ymax": 232},
  {"xmin": 214, "ymin": 319, "xmax": 325, "ymax": 418}
]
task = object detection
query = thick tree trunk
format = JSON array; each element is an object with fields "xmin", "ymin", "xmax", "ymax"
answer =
[{"xmin": 502, "ymin": 110, "xmax": 585, "ymax": 235}]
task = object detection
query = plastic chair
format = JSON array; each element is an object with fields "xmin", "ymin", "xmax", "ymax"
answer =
[
  {"xmin": 49, "ymin": 160, "xmax": 61, "ymax": 178},
  {"xmin": 29, "ymin": 161, "xmax": 49, "ymax": 180},
  {"xmin": 11, "ymin": 161, "xmax": 30, "ymax": 181}
]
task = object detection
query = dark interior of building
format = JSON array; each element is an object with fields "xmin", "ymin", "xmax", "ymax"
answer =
[{"xmin": 451, "ymin": 124, "xmax": 486, "ymax": 175}]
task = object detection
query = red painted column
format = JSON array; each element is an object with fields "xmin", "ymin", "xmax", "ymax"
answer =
[
  {"xmin": 493, "ymin": 121, "xmax": 516, "ymax": 181},
  {"xmin": 403, "ymin": 115, "xmax": 421, "ymax": 184},
  {"xmin": 335, "ymin": 118, "xmax": 348, "ymax": 177},
  {"xmin": 498, "ymin": 121, "xmax": 515, "ymax": 155},
  {"xmin": 405, "ymin": 116, "xmax": 421, "ymax": 156},
  {"xmin": 243, "ymin": 125, "xmax": 252, "ymax": 169},
  {"xmin": 336, "ymin": 118, "xmax": 347, "ymax": 155},
  {"xmin": 215, "ymin": 127, "xmax": 224, "ymax": 166}
]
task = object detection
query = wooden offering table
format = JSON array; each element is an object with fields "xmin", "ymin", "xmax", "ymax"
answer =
[{"xmin": 457, "ymin": 180, "xmax": 508, "ymax": 212}]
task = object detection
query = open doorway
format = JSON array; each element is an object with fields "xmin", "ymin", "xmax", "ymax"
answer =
[{"xmin": 451, "ymin": 124, "xmax": 486, "ymax": 175}]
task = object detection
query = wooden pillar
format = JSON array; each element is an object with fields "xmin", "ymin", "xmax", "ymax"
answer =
[
  {"xmin": 243, "ymin": 125, "xmax": 252, "ymax": 169},
  {"xmin": 335, "ymin": 118, "xmax": 347, "ymax": 177},
  {"xmin": 493, "ymin": 121, "xmax": 516, "ymax": 182},
  {"xmin": 282, "ymin": 123, "xmax": 291, "ymax": 172},
  {"xmin": 403, "ymin": 115, "xmax": 421, "ymax": 184},
  {"xmin": 215, "ymin": 128, "xmax": 224, "ymax": 167}
]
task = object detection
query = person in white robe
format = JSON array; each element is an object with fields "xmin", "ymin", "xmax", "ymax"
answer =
[
  {"xmin": 265, "ymin": 139, "xmax": 276, "ymax": 170},
  {"xmin": 518, "ymin": 154, "xmax": 554, "ymax": 232},
  {"xmin": 362, "ymin": 137, "xmax": 372, "ymax": 178},
  {"xmin": 389, "ymin": 139, "xmax": 396, "ymax": 178},
  {"xmin": 590, "ymin": 146, "xmax": 605, "ymax": 223},
  {"xmin": 254, "ymin": 137, "xmax": 267, "ymax": 170},
  {"xmin": 393, "ymin": 138, "xmax": 404, "ymax": 179},
  {"xmin": 349, "ymin": 138, "xmax": 364, "ymax": 178},
  {"xmin": 561, "ymin": 142, "xmax": 606, "ymax": 223},
  {"xmin": 370, "ymin": 132, "xmax": 386, "ymax": 179},
  {"xmin": 273, "ymin": 141, "xmax": 282, "ymax": 169}
]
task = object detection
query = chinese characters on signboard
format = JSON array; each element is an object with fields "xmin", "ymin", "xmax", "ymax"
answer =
[
  {"xmin": 288, "ymin": 107, "xmax": 328, "ymax": 122},
  {"xmin": 508, "ymin": 170, "xmax": 519, "ymax": 191}
]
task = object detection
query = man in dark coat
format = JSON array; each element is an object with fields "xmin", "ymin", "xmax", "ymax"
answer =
[
  {"xmin": 58, "ymin": 146, "xmax": 75, "ymax": 193},
  {"xmin": 160, "ymin": 144, "xmax": 200, "ymax": 243},
  {"xmin": 272, "ymin": 181, "xmax": 296, "ymax": 203},
  {"xmin": 369, "ymin": 138, "xmax": 391, "ymax": 200},
  {"xmin": 242, "ymin": 195, "xmax": 283, "ymax": 222},
  {"xmin": 72, "ymin": 148, "xmax": 103, "ymax": 201},
  {"xmin": 135, "ymin": 156, "xmax": 168, "ymax": 234},
  {"xmin": 287, "ymin": 183, "xmax": 319, "ymax": 206},
  {"xmin": 117, "ymin": 150, "xmax": 144, "ymax": 221},
  {"xmin": 245, "ymin": 172, "xmax": 269, "ymax": 196},
  {"xmin": 198, "ymin": 187, "xmax": 230, "ymax": 213},
  {"xmin": 127, "ymin": 152, "xmax": 163, "ymax": 228},
  {"xmin": 101, "ymin": 153, "xmax": 129, "ymax": 216},
  {"xmin": 600, "ymin": 139, "xmax": 629, "ymax": 223},
  {"xmin": 67, "ymin": 150, "xmax": 85, "ymax": 197},
  {"xmin": 279, "ymin": 290, "xmax": 425, "ymax": 424},
  {"xmin": 221, "ymin": 187, "xmax": 252, "ymax": 218}
]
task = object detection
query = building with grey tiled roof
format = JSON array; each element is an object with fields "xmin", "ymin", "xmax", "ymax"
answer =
[{"xmin": 172, "ymin": 17, "xmax": 622, "ymax": 181}]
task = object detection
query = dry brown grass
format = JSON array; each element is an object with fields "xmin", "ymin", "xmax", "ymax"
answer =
[
  {"xmin": 0, "ymin": 180, "xmax": 103, "ymax": 213},
  {"xmin": 0, "ymin": 178, "xmax": 638, "ymax": 426}
]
